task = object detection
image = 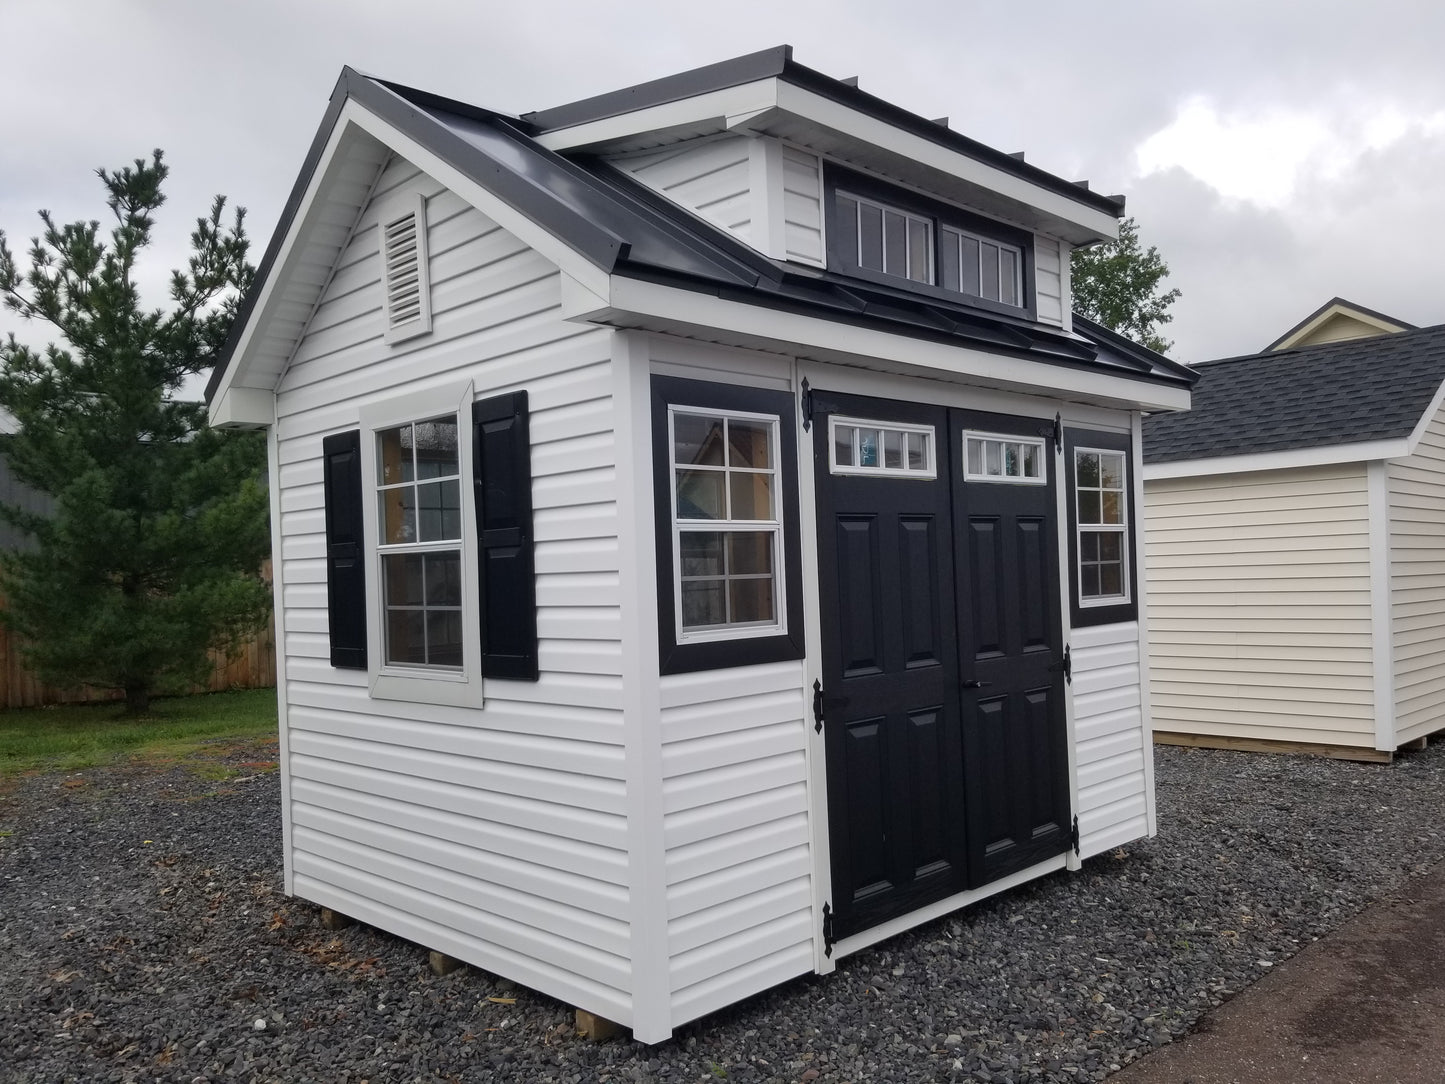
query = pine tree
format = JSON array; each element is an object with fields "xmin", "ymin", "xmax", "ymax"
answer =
[
  {"xmin": 0, "ymin": 151, "xmax": 270, "ymax": 713},
  {"xmin": 1071, "ymin": 217, "xmax": 1182, "ymax": 354}
]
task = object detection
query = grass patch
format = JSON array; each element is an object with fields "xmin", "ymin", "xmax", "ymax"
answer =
[{"xmin": 0, "ymin": 688, "xmax": 278, "ymax": 776}]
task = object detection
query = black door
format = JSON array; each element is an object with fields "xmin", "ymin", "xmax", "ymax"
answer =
[{"xmin": 815, "ymin": 393, "xmax": 1070, "ymax": 941}]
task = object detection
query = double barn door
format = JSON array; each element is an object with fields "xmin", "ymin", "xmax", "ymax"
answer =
[{"xmin": 814, "ymin": 391, "xmax": 1071, "ymax": 942}]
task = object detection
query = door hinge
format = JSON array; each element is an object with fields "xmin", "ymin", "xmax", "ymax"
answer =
[
  {"xmin": 1040, "ymin": 411, "xmax": 1062, "ymax": 452},
  {"xmin": 812, "ymin": 679, "xmax": 824, "ymax": 733},
  {"xmin": 822, "ymin": 901, "xmax": 835, "ymax": 957},
  {"xmin": 1049, "ymin": 643, "xmax": 1072, "ymax": 684},
  {"xmin": 1070, "ymin": 815, "xmax": 1080, "ymax": 855},
  {"xmin": 800, "ymin": 377, "xmax": 813, "ymax": 432}
]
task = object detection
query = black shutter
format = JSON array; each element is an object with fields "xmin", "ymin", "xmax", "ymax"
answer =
[
  {"xmin": 473, "ymin": 391, "xmax": 539, "ymax": 681},
  {"xmin": 322, "ymin": 430, "xmax": 368, "ymax": 669}
]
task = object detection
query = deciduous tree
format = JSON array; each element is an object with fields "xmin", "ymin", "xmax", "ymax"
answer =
[
  {"xmin": 1071, "ymin": 216, "xmax": 1182, "ymax": 354},
  {"xmin": 0, "ymin": 151, "xmax": 269, "ymax": 712}
]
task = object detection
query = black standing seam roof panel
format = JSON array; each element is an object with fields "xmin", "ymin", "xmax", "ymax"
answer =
[
  {"xmin": 209, "ymin": 67, "xmax": 1192, "ymax": 407},
  {"xmin": 1142, "ymin": 324, "xmax": 1445, "ymax": 464}
]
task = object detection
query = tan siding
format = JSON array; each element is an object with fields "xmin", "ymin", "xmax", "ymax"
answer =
[
  {"xmin": 1390, "ymin": 400, "xmax": 1445, "ymax": 742},
  {"xmin": 613, "ymin": 136, "xmax": 753, "ymax": 245},
  {"xmin": 1144, "ymin": 464, "xmax": 1376, "ymax": 747},
  {"xmin": 273, "ymin": 154, "xmax": 633, "ymax": 1019},
  {"xmin": 658, "ymin": 661, "xmax": 813, "ymax": 1027},
  {"xmin": 1073, "ymin": 623, "xmax": 1149, "ymax": 857}
]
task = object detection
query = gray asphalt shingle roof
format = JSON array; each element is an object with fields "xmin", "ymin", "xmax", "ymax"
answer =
[{"xmin": 1142, "ymin": 324, "xmax": 1445, "ymax": 464}]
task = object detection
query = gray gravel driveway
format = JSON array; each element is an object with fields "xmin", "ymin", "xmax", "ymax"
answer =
[{"xmin": 4, "ymin": 740, "xmax": 1445, "ymax": 1083}]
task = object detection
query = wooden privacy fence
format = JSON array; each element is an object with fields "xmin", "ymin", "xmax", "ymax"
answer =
[{"xmin": 0, "ymin": 615, "xmax": 277, "ymax": 709}]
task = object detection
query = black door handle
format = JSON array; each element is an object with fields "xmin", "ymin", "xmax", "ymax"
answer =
[{"xmin": 961, "ymin": 679, "xmax": 992, "ymax": 689}]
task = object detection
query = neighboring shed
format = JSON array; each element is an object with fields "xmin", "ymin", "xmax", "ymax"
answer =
[
  {"xmin": 207, "ymin": 47, "xmax": 1194, "ymax": 1041},
  {"xmin": 1143, "ymin": 315, "xmax": 1445, "ymax": 761}
]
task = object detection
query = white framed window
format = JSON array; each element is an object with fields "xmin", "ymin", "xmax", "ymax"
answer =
[
  {"xmin": 940, "ymin": 226, "xmax": 1022, "ymax": 307},
  {"xmin": 1074, "ymin": 447, "xmax": 1129, "ymax": 604},
  {"xmin": 669, "ymin": 405, "xmax": 785, "ymax": 642},
  {"xmin": 964, "ymin": 432, "xmax": 1047, "ymax": 484},
  {"xmin": 834, "ymin": 190, "xmax": 934, "ymax": 285},
  {"xmin": 360, "ymin": 382, "xmax": 480, "ymax": 705},
  {"xmin": 829, "ymin": 416, "xmax": 937, "ymax": 478}
]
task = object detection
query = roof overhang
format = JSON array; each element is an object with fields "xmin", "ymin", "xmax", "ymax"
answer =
[
  {"xmin": 565, "ymin": 272, "xmax": 1192, "ymax": 413},
  {"xmin": 1143, "ymin": 437, "xmax": 1411, "ymax": 480},
  {"xmin": 531, "ymin": 55, "xmax": 1120, "ymax": 247}
]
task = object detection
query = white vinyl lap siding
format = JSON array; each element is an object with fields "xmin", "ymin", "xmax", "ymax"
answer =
[
  {"xmin": 1034, "ymin": 236, "xmax": 1064, "ymax": 326},
  {"xmin": 273, "ymin": 154, "xmax": 634, "ymax": 1019},
  {"xmin": 781, "ymin": 145, "xmax": 824, "ymax": 265},
  {"xmin": 1071, "ymin": 623, "xmax": 1150, "ymax": 857},
  {"xmin": 1144, "ymin": 464, "xmax": 1376, "ymax": 747},
  {"xmin": 1390, "ymin": 405, "xmax": 1445, "ymax": 744},
  {"xmin": 614, "ymin": 135, "xmax": 753, "ymax": 246},
  {"xmin": 659, "ymin": 662, "xmax": 813, "ymax": 1026}
]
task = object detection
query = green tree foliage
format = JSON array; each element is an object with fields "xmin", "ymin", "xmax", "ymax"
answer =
[
  {"xmin": 1070, "ymin": 216, "xmax": 1182, "ymax": 354},
  {"xmin": 0, "ymin": 151, "xmax": 269, "ymax": 713}
]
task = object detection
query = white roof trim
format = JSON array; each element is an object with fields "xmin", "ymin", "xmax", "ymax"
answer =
[
  {"xmin": 571, "ymin": 274, "xmax": 1191, "ymax": 413},
  {"xmin": 1143, "ymin": 437, "xmax": 1409, "ymax": 480}
]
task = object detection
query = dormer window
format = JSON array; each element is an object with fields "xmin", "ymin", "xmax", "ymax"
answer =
[{"xmin": 825, "ymin": 167, "xmax": 1033, "ymax": 318}]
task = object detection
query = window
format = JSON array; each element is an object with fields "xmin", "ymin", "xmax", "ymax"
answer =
[
  {"xmin": 1064, "ymin": 428, "xmax": 1136, "ymax": 627},
  {"xmin": 964, "ymin": 432, "xmax": 1046, "ymax": 484},
  {"xmin": 322, "ymin": 385, "xmax": 539, "ymax": 700},
  {"xmin": 376, "ymin": 417, "xmax": 463, "ymax": 668},
  {"xmin": 825, "ymin": 168, "xmax": 1033, "ymax": 316},
  {"xmin": 652, "ymin": 376, "xmax": 804, "ymax": 674},
  {"xmin": 830, "ymin": 417, "xmax": 936, "ymax": 478}
]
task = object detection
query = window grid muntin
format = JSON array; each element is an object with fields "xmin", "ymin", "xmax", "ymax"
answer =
[
  {"xmin": 941, "ymin": 226, "xmax": 1023, "ymax": 306},
  {"xmin": 828, "ymin": 416, "xmax": 937, "ymax": 479},
  {"xmin": 1075, "ymin": 447, "xmax": 1130, "ymax": 605},
  {"xmin": 963, "ymin": 432, "xmax": 1047, "ymax": 485},
  {"xmin": 375, "ymin": 414, "xmax": 464, "ymax": 669},
  {"xmin": 669, "ymin": 406, "xmax": 785, "ymax": 641}
]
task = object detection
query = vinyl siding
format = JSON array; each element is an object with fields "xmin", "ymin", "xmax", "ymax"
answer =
[
  {"xmin": 1034, "ymin": 236, "xmax": 1064, "ymax": 327},
  {"xmin": 1072, "ymin": 622, "xmax": 1150, "ymax": 857},
  {"xmin": 273, "ymin": 154, "xmax": 633, "ymax": 1022},
  {"xmin": 1144, "ymin": 465, "xmax": 1376, "ymax": 748},
  {"xmin": 660, "ymin": 662, "xmax": 813, "ymax": 1027},
  {"xmin": 1389, "ymin": 403, "xmax": 1445, "ymax": 744},
  {"xmin": 781, "ymin": 146, "xmax": 825, "ymax": 266},
  {"xmin": 613, "ymin": 135, "xmax": 753, "ymax": 247}
]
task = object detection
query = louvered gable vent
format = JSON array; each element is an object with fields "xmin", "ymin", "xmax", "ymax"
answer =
[{"xmin": 380, "ymin": 192, "xmax": 432, "ymax": 343}]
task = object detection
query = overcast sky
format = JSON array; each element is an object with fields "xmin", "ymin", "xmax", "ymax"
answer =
[{"xmin": 4, "ymin": 0, "xmax": 1443, "ymax": 367}]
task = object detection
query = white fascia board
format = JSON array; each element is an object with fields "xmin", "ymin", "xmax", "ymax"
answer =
[
  {"xmin": 1404, "ymin": 375, "xmax": 1445, "ymax": 452},
  {"xmin": 533, "ymin": 79, "xmax": 781, "ymax": 152},
  {"xmin": 208, "ymin": 386, "xmax": 274, "ymax": 429},
  {"xmin": 1143, "ymin": 438, "xmax": 1410, "ymax": 480},
  {"xmin": 210, "ymin": 112, "xmax": 369, "ymax": 415},
  {"xmin": 343, "ymin": 104, "xmax": 612, "ymax": 299},
  {"xmin": 580, "ymin": 275, "xmax": 1191, "ymax": 413},
  {"xmin": 772, "ymin": 83, "xmax": 1120, "ymax": 243}
]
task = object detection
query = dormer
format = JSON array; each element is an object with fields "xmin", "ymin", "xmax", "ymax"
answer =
[{"xmin": 525, "ymin": 45, "xmax": 1123, "ymax": 330}]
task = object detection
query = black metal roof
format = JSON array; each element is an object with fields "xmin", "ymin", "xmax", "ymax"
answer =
[
  {"xmin": 522, "ymin": 45, "xmax": 1126, "ymax": 219},
  {"xmin": 1142, "ymin": 324, "xmax": 1445, "ymax": 464},
  {"xmin": 208, "ymin": 67, "xmax": 1193, "ymax": 404}
]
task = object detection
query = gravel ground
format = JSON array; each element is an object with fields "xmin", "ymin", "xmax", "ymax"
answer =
[{"xmin": 4, "ymin": 739, "xmax": 1445, "ymax": 1084}]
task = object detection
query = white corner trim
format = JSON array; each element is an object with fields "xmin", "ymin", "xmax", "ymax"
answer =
[
  {"xmin": 1367, "ymin": 460, "xmax": 1396, "ymax": 751},
  {"xmin": 1143, "ymin": 438, "xmax": 1410, "ymax": 480},
  {"xmin": 208, "ymin": 386, "xmax": 275, "ymax": 429},
  {"xmin": 594, "ymin": 276, "xmax": 1191, "ymax": 413},
  {"xmin": 750, "ymin": 136, "xmax": 788, "ymax": 260},
  {"xmin": 1131, "ymin": 413, "xmax": 1159, "ymax": 836},
  {"xmin": 267, "ymin": 426, "xmax": 295, "ymax": 896}
]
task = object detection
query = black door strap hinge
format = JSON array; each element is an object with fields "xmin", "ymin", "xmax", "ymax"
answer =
[
  {"xmin": 1070, "ymin": 815, "xmax": 1080, "ymax": 855},
  {"xmin": 1041, "ymin": 411, "xmax": 1062, "ymax": 453},
  {"xmin": 800, "ymin": 377, "xmax": 813, "ymax": 432},
  {"xmin": 822, "ymin": 901, "xmax": 835, "ymax": 957},
  {"xmin": 1049, "ymin": 644, "xmax": 1072, "ymax": 684},
  {"xmin": 812, "ymin": 679, "xmax": 824, "ymax": 733}
]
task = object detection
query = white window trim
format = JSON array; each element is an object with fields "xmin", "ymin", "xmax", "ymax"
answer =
[
  {"xmin": 1074, "ymin": 445, "xmax": 1131, "ymax": 608},
  {"xmin": 963, "ymin": 430, "xmax": 1048, "ymax": 485},
  {"xmin": 940, "ymin": 225, "xmax": 1024, "ymax": 307},
  {"xmin": 379, "ymin": 191, "xmax": 433, "ymax": 345},
  {"xmin": 836, "ymin": 189, "xmax": 936, "ymax": 285},
  {"xmin": 359, "ymin": 380, "xmax": 481, "ymax": 705},
  {"xmin": 668, "ymin": 404, "xmax": 788, "ymax": 646},
  {"xmin": 828, "ymin": 415, "xmax": 938, "ymax": 479}
]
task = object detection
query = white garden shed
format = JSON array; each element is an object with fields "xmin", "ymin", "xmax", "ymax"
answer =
[
  {"xmin": 1143, "ymin": 309, "xmax": 1445, "ymax": 761},
  {"xmin": 207, "ymin": 47, "xmax": 1195, "ymax": 1042}
]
